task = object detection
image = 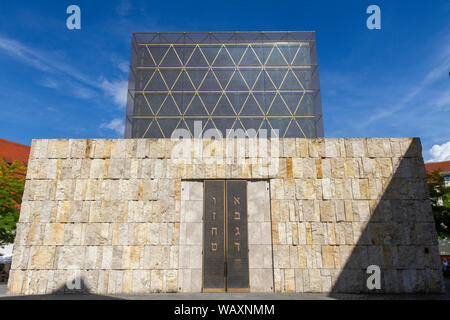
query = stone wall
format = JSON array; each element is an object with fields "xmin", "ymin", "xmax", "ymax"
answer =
[{"xmin": 8, "ymin": 138, "xmax": 444, "ymax": 295}]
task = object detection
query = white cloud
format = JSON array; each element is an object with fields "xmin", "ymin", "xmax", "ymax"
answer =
[
  {"xmin": 118, "ymin": 60, "xmax": 129, "ymax": 73},
  {"xmin": 41, "ymin": 78, "xmax": 58, "ymax": 89},
  {"xmin": 100, "ymin": 79, "xmax": 128, "ymax": 108},
  {"xmin": 0, "ymin": 34, "xmax": 128, "ymax": 107},
  {"xmin": 428, "ymin": 141, "xmax": 450, "ymax": 162},
  {"xmin": 100, "ymin": 118, "xmax": 125, "ymax": 136}
]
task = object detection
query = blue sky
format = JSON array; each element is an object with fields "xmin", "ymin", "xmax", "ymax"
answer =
[{"xmin": 0, "ymin": 0, "xmax": 449, "ymax": 162}]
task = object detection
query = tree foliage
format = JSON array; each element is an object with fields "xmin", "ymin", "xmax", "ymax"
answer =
[
  {"xmin": 427, "ymin": 170, "xmax": 450, "ymax": 240},
  {"xmin": 0, "ymin": 159, "xmax": 26, "ymax": 246}
]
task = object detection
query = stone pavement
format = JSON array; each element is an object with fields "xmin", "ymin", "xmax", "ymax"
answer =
[{"xmin": 1, "ymin": 278, "xmax": 449, "ymax": 300}]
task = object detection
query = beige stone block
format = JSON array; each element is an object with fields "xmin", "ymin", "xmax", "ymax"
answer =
[
  {"xmin": 359, "ymin": 179, "xmax": 370, "ymax": 199},
  {"xmin": 248, "ymin": 223, "xmax": 262, "ymax": 245},
  {"xmin": 322, "ymin": 246, "xmax": 335, "ymax": 268},
  {"xmin": 309, "ymin": 269, "xmax": 322, "ymax": 293},
  {"xmin": 353, "ymin": 200, "xmax": 371, "ymax": 221},
  {"xmin": 27, "ymin": 222, "xmax": 43, "ymax": 245},
  {"xmin": 55, "ymin": 180, "xmax": 73, "ymax": 201},
  {"xmin": 44, "ymin": 223, "xmax": 64, "ymax": 245},
  {"xmin": 30, "ymin": 139, "xmax": 48, "ymax": 159},
  {"xmin": 250, "ymin": 268, "xmax": 263, "ymax": 292},
  {"xmin": 185, "ymin": 223, "xmax": 202, "ymax": 245},
  {"xmin": 8, "ymin": 270, "xmax": 25, "ymax": 295},
  {"xmin": 84, "ymin": 246, "xmax": 99, "ymax": 269},
  {"xmin": 191, "ymin": 269, "xmax": 202, "ymax": 293},
  {"xmin": 277, "ymin": 245, "xmax": 290, "ymax": 268},
  {"xmin": 183, "ymin": 201, "xmax": 203, "ymax": 222},
  {"xmin": 131, "ymin": 270, "xmax": 150, "ymax": 294},
  {"xmin": 249, "ymin": 244, "xmax": 264, "ymax": 268},
  {"xmin": 308, "ymin": 139, "xmax": 325, "ymax": 158},
  {"xmin": 56, "ymin": 246, "xmax": 85, "ymax": 270},
  {"xmin": 273, "ymin": 268, "xmax": 281, "ymax": 292},
  {"xmin": 85, "ymin": 223, "xmax": 111, "ymax": 245},
  {"xmin": 11, "ymin": 246, "xmax": 29, "ymax": 270},
  {"xmin": 284, "ymin": 269, "xmax": 295, "ymax": 293},
  {"xmin": 188, "ymin": 181, "xmax": 203, "ymax": 200},
  {"xmin": 296, "ymin": 139, "xmax": 309, "ymax": 157},
  {"xmin": 90, "ymin": 159, "xmax": 106, "ymax": 178},
  {"xmin": 311, "ymin": 223, "xmax": 325, "ymax": 245},
  {"xmin": 305, "ymin": 224, "xmax": 313, "ymax": 245},
  {"xmin": 189, "ymin": 245, "xmax": 202, "ymax": 269},
  {"xmin": 166, "ymin": 270, "xmax": 178, "ymax": 292},
  {"xmin": 295, "ymin": 179, "xmax": 316, "ymax": 200},
  {"xmin": 47, "ymin": 139, "xmax": 70, "ymax": 159},
  {"xmin": 30, "ymin": 246, "xmax": 55, "ymax": 270},
  {"xmin": 277, "ymin": 222, "xmax": 286, "ymax": 244},
  {"xmin": 320, "ymin": 201, "xmax": 335, "ymax": 222},
  {"xmin": 149, "ymin": 270, "xmax": 164, "ymax": 292}
]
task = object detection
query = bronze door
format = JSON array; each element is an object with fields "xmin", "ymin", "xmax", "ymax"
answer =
[{"xmin": 203, "ymin": 180, "xmax": 249, "ymax": 292}]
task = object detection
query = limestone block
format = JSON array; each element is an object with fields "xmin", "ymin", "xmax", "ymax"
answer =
[
  {"xmin": 47, "ymin": 140, "xmax": 70, "ymax": 159},
  {"xmin": 131, "ymin": 270, "xmax": 150, "ymax": 294},
  {"xmin": 295, "ymin": 179, "xmax": 316, "ymax": 200},
  {"xmin": 284, "ymin": 269, "xmax": 295, "ymax": 293},
  {"xmin": 185, "ymin": 223, "xmax": 202, "ymax": 245},
  {"xmin": 250, "ymin": 268, "xmax": 263, "ymax": 292},
  {"xmin": 30, "ymin": 139, "xmax": 48, "ymax": 159},
  {"xmin": 69, "ymin": 140, "xmax": 87, "ymax": 159},
  {"xmin": 301, "ymin": 200, "xmax": 320, "ymax": 222},
  {"xmin": 295, "ymin": 139, "xmax": 309, "ymax": 157},
  {"xmin": 308, "ymin": 139, "xmax": 325, "ymax": 158},
  {"xmin": 321, "ymin": 179, "xmax": 332, "ymax": 199},
  {"xmin": 320, "ymin": 201, "xmax": 336, "ymax": 222},
  {"xmin": 352, "ymin": 200, "xmax": 371, "ymax": 222},
  {"xmin": 85, "ymin": 223, "xmax": 111, "ymax": 245},
  {"xmin": 30, "ymin": 246, "xmax": 56, "ymax": 270},
  {"xmin": 56, "ymin": 246, "xmax": 85, "ymax": 270},
  {"xmin": 249, "ymin": 244, "xmax": 264, "ymax": 268},
  {"xmin": 107, "ymin": 158, "xmax": 131, "ymax": 179},
  {"xmin": 188, "ymin": 181, "xmax": 203, "ymax": 200},
  {"xmin": 11, "ymin": 246, "xmax": 30, "ymax": 270},
  {"xmin": 141, "ymin": 179, "xmax": 158, "ymax": 200},
  {"xmin": 311, "ymin": 223, "xmax": 325, "ymax": 245},
  {"xmin": 44, "ymin": 223, "xmax": 64, "ymax": 245},
  {"xmin": 248, "ymin": 223, "xmax": 262, "ymax": 245},
  {"xmin": 189, "ymin": 245, "xmax": 202, "ymax": 269},
  {"xmin": 27, "ymin": 222, "xmax": 43, "ymax": 245},
  {"xmin": 84, "ymin": 246, "xmax": 100, "ymax": 269},
  {"xmin": 182, "ymin": 201, "xmax": 203, "ymax": 222},
  {"xmin": 308, "ymin": 269, "xmax": 322, "ymax": 293},
  {"xmin": 273, "ymin": 268, "xmax": 281, "ymax": 292}
]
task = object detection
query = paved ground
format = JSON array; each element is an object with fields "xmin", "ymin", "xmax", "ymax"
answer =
[{"xmin": 1, "ymin": 278, "xmax": 449, "ymax": 300}]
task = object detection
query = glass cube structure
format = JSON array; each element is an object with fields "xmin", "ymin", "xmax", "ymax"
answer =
[{"xmin": 125, "ymin": 32, "xmax": 324, "ymax": 138}]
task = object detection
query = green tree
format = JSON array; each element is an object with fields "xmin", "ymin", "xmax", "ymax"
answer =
[
  {"xmin": 427, "ymin": 170, "xmax": 450, "ymax": 239},
  {"xmin": 0, "ymin": 159, "xmax": 26, "ymax": 246}
]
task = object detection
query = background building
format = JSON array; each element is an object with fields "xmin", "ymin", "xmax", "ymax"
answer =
[
  {"xmin": 125, "ymin": 32, "xmax": 324, "ymax": 139},
  {"xmin": 0, "ymin": 139, "xmax": 30, "ymax": 258},
  {"xmin": 0, "ymin": 139, "xmax": 30, "ymax": 166},
  {"xmin": 425, "ymin": 161, "xmax": 450, "ymax": 187}
]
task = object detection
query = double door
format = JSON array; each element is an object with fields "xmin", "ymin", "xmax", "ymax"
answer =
[{"xmin": 203, "ymin": 180, "xmax": 249, "ymax": 292}]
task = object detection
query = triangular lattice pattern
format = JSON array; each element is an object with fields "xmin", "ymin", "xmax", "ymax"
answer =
[{"xmin": 129, "ymin": 34, "xmax": 321, "ymax": 138}]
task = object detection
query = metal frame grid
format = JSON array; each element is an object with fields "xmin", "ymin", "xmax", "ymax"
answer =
[{"xmin": 125, "ymin": 32, "xmax": 324, "ymax": 138}]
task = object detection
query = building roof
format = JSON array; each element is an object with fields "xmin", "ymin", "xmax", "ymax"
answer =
[
  {"xmin": 0, "ymin": 139, "xmax": 31, "ymax": 165},
  {"xmin": 425, "ymin": 161, "xmax": 450, "ymax": 174}
]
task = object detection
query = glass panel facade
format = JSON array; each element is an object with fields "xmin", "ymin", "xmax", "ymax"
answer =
[{"xmin": 125, "ymin": 32, "xmax": 324, "ymax": 138}]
